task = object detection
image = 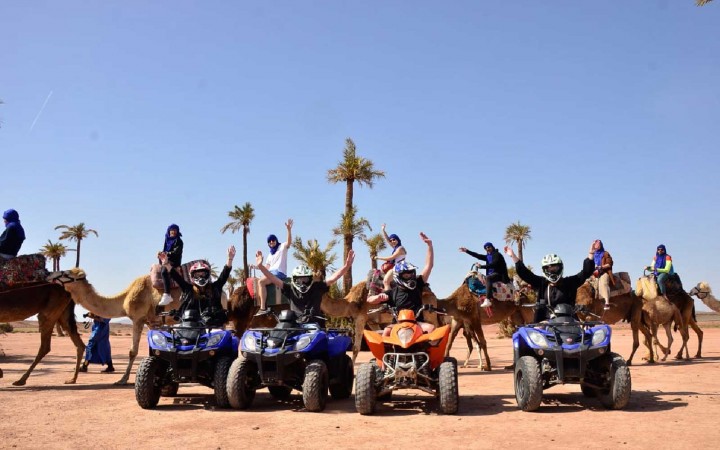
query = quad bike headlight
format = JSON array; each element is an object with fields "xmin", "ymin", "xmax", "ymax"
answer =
[
  {"xmin": 397, "ymin": 328, "xmax": 414, "ymax": 346},
  {"xmin": 526, "ymin": 329, "xmax": 550, "ymax": 348},
  {"xmin": 296, "ymin": 335, "xmax": 314, "ymax": 351},
  {"xmin": 150, "ymin": 332, "xmax": 171, "ymax": 349},
  {"xmin": 591, "ymin": 328, "xmax": 608, "ymax": 346},
  {"xmin": 206, "ymin": 332, "xmax": 224, "ymax": 348},
  {"xmin": 243, "ymin": 333, "xmax": 257, "ymax": 351}
]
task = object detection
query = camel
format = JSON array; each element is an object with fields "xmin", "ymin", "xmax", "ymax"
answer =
[
  {"xmin": 575, "ymin": 283, "xmax": 652, "ymax": 365},
  {"xmin": 640, "ymin": 295, "xmax": 688, "ymax": 361},
  {"xmin": 636, "ymin": 273, "xmax": 703, "ymax": 359},
  {"xmin": 0, "ymin": 283, "xmax": 85, "ymax": 385},
  {"xmin": 435, "ymin": 283, "xmax": 535, "ymax": 370},
  {"xmin": 689, "ymin": 282, "xmax": 720, "ymax": 313},
  {"xmin": 49, "ymin": 268, "xmax": 181, "ymax": 385}
]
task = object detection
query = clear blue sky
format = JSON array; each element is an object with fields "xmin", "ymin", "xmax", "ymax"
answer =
[{"xmin": 2, "ymin": 2, "xmax": 718, "ymax": 313}]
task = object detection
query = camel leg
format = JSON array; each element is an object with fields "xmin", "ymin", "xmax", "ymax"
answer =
[
  {"xmin": 117, "ymin": 320, "xmax": 144, "ymax": 385},
  {"xmin": 13, "ymin": 317, "xmax": 55, "ymax": 386},
  {"xmin": 660, "ymin": 323, "xmax": 673, "ymax": 361},
  {"xmin": 689, "ymin": 318, "xmax": 703, "ymax": 358},
  {"xmin": 57, "ymin": 302, "xmax": 85, "ymax": 384},
  {"xmin": 674, "ymin": 314, "xmax": 691, "ymax": 360},
  {"xmin": 627, "ymin": 322, "xmax": 640, "ymax": 366},
  {"xmin": 473, "ymin": 318, "xmax": 491, "ymax": 372},
  {"xmin": 444, "ymin": 318, "xmax": 462, "ymax": 359},
  {"xmin": 55, "ymin": 323, "xmax": 65, "ymax": 337},
  {"xmin": 352, "ymin": 315, "xmax": 368, "ymax": 364},
  {"xmin": 461, "ymin": 324, "xmax": 474, "ymax": 369}
]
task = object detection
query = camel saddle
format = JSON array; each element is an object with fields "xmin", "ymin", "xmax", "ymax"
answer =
[
  {"xmin": 588, "ymin": 271, "xmax": 632, "ymax": 299},
  {"xmin": 0, "ymin": 254, "xmax": 49, "ymax": 292},
  {"xmin": 466, "ymin": 273, "xmax": 515, "ymax": 302},
  {"xmin": 366, "ymin": 269, "xmax": 384, "ymax": 296}
]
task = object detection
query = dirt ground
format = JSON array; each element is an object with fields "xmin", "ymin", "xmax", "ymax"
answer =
[{"xmin": 1, "ymin": 316, "xmax": 719, "ymax": 449}]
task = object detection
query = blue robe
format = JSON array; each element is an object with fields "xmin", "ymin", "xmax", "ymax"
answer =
[{"xmin": 85, "ymin": 318, "xmax": 112, "ymax": 365}]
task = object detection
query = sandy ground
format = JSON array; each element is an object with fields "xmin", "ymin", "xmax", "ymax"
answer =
[{"xmin": 1, "ymin": 317, "xmax": 719, "ymax": 450}]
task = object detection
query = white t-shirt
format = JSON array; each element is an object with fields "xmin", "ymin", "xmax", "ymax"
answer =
[{"xmin": 265, "ymin": 242, "xmax": 289, "ymax": 275}]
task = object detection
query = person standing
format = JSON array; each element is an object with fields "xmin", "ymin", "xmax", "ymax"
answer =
[
  {"xmin": 79, "ymin": 313, "xmax": 114, "ymax": 373},
  {"xmin": 0, "ymin": 209, "xmax": 26, "ymax": 259},
  {"xmin": 459, "ymin": 242, "xmax": 509, "ymax": 307}
]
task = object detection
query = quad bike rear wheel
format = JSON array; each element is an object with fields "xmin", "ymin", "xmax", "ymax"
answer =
[
  {"xmin": 514, "ymin": 356, "xmax": 543, "ymax": 412},
  {"xmin": 355, "ymin": 362, "xmax": 378, "ymax": 415},
  {"xmin": 329, "ymin": 354, "xmax": 354, "ymax": 400},
  {"xmin": 226, "ymin": 356, "xmax": 257, "ymax": 409},
  {"xmin": 302, "ymin": 359, "xmax": 329, "ymax": 412}
]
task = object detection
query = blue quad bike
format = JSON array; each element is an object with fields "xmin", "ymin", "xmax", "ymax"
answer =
[
  {"xmin": 226, "ymin": 310, "xmax": 354, "ymax": 412},
  {"xmin": 134, "ymin": 307, "xmax": 239, "ymax": 409},
  {"xmin": 513, "ymin": 303, "xmax": 631, "ymax": 412}
]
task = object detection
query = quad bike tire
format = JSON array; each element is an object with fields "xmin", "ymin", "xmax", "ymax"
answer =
[
  {"xmin": 438, "ymin": 357, "xmax": 459, "ymax": 414},
  {"xmin": 514, "ymin": 356, "xmax": 543, "ymax": 412},
  {"xmin": 302, "ymin": 359, "xmax": 329, "ymax": 412},
  {"xmin": 329, "ymin": 354, "xmax": 354, "ymax": 400},
  {"xmin": 213, "ymin": 356, "xmax": 234, "ymax": 408},
  {"xmin": 355, "ymin": 362, "xmax": 378, "ymax": 415},
  {"xmin": 599, "ymin": 352, "xmax": 632, "ymax": 410},
  {"xmin": 135, "ymin": 356, "xmax": 167, "ymax": 409},
  {"xmin": 160, "ymin": 382, "xmax": 179, "ymax": 397},
  {"xmin": 580, "ymin": 383, "xmax": 599, "ymax": 398},
  {"xmin": 226, "ymin": 355, "xmax": 257, "ymax": 409},
  {"xmin": 375, "ymin": 363, "xmax": 392, "ymax": 401},
  {"xmin": 268, "ymin": 385, "xmax": 293, "ymax": 400}
]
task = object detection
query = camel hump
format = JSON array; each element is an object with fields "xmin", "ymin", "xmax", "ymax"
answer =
[{"xmin": 0, "ymin": 254, "xmax": 49, "ymax": 291}]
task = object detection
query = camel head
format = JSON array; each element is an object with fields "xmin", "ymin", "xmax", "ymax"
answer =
[
  {"xmin": 47, "ymin": 268, "xmax": 87, "ymax": 286},
  {"xmin": 689, "ymin": 281, "xmax": 711, "ymax": 299}
]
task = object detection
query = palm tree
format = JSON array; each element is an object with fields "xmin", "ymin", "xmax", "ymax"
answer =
[
  {"xmin": 504, "ymin": 221, "xmax": 532, "ymax": 262},
  {"xmin": 331, "ymin": 206, "xmax": 371, "ymax": 292},
  {"xmin": 55, "ymin": 223, "xmax": 99, "ymax": 268},
  {"xmin": 327, "ymin": 138, "xmax": 385, "ymax": 291},
  {"xmin": 362, "ymin": 233, "xmax": 387, "ymax": 271},
  {"xmin": 39, "ymin": 240, "xmax": 73, "ymax": 271},
  {"xmin": 220, "ymin": 202, "xmax": 255, "ymax": 282},
  {"xmin": 226, "ymin": 274, "xmax": 239, "ymax": 297},
  {"xmin": 697, "ymin": 0, "xmax": 713, "ymax": 6},
  {"xmin": 292, "ymin": 237, "xmax": 338, "ymax": 283},
  {"xmin": 233, "ymin": 267, "xmax": 246, "ymax": 285}
]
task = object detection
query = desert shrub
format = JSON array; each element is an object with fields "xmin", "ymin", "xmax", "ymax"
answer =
[{"xmin": 0, "ymin": 323, "xmax": 14, "ymax": 333}]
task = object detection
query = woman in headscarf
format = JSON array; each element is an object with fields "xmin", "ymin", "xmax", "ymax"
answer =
[
  {"xmin": 0, "ymin": 209, "xmax": 26, "ymax": 259},
  {"xmin": 591, "ymin": 239, "xmax": 615, "ymax": 309},
  {"xmin": 158, "ymin": 224, "xmax": 183, "ymax": 306},
  {"xmin": 378, "ymin": 223, "xmax": 407, "ymax": 290},
  {"xmin": 646, "ymin": 244, "xmax": 673, "ymax": 295}
]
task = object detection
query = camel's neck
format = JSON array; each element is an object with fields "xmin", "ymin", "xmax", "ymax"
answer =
[
  {"xmin": 700, "ymin": 292, "xmax": 720, "ymax": 312},
  {"xmin": 65, "ymin": 281, "xmax": 129, "ymax": 318},
  {"xmin": 321, "ymin": 293, "xmax": 351, "ymax": 316}
]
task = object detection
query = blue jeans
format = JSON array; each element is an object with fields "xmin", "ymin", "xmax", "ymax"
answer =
[{"xmin": 657, "ymin": 273, "xmax": 669, "ymax": 295}]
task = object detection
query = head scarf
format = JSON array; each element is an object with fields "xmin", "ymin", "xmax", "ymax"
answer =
[
  {"xmin": 163, "ymin": 224, "xmax": 181, "ymax": 252},
  {"xmin": 654, "ymin": 244, "xmax": 667, "ymax": 270},
  {"xmin": 267, "ymin": 234, "xmax": 280, "ymax": 255},
  {"xmin": 388, "ymin": 234, "xmax": 402, "ymax": 251},
  {"xmin": 2, "ymin": 209, "xmax": 25, "ymax": 240},
  {"xmin": 593, "ymin": 240, "xmax": 605, "ymax": 267}
]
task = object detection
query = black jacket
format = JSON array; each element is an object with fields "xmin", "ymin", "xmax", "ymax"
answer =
[
  {"xmin": 466, "ymin": 249, "xmax": 510, "ymax": 282},
  {"xmin": 170, "ymin": 265, "xmax": 230, "ymax": 325},
  {"xmin": 0, "ymin": 222, "xmax": 25, "ymax": 256},
  {"xmin": 515, "ymin": 258, "xmax": 594, "ymax": 322},
  {"xmin": 162, "ymin": 238, "xmax": 183, "ymax": 267}
]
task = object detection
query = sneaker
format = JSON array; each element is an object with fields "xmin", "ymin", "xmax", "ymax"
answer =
[
  {"xmin": 480, "ymin": 298, "xmax": 492, "ymax": 308},
  {"xmin": 159, "ymin": 293, "xmax": 173, "ymax": 306},
  {"xmin": 254, "ymin": 308, "xmax": 270, "ymax": 317},
  {"xmin": 604, "ymin": 303, "xmax": 611, "ymax": 311},
  {"xmin": 79, "ymin": 364, "xmax": 88, "ymax": 373},
  {"xmin": 101, "ymin": 365, "xmax": 115, "ymax": 373}
]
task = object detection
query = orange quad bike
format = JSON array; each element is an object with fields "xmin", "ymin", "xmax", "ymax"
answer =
[{"xmin": 354, "ymin": 304, "xmax": 459, "ymax": 415}]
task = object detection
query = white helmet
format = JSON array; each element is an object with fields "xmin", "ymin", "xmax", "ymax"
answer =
[
  {"xmin": 291, "ymin": 265, "xmax": 314, "ymax": 294},
  {"xmin": 541, "ymin": 254, "xmax": 563, "ymax": 283}
]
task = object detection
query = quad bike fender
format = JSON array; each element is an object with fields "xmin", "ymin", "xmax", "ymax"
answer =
[
  {"xmin": 421, "ymin": 325, "xmax": 451, "ymax": 369},
  {"xmin": 363, "ymin": 329, "xmax": 387, "ymax": 365}
]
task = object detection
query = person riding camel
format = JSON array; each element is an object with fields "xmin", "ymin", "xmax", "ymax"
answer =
[
  {"xmin": 0, "ymin": 209, "xmax": 26, "ymax": 260},
  {"xmin": 253, "ymin": 249, "xmax": 355, "ymax": 328},
  {"xmin": 459, "ymin": 241, "xmax": 510, "ymax": 308},
  {"xmin": 645, "ymin": 244, "xmax": 673, "ymax": 296},
  {"xmin": 377, "ymin": 223, "xmax": 407, "ymax": 291},
  {"xmin": 505, "ymin": 242, "xmax": 595, "ymax": 323},
  {"xmin": 158, "ymin": 224, "xmax": 183, "ymax": 306},
  {"xmin": 162, "ymin": 245, "xmax": 235, "ymax": 327},
  {"xmin": 591, "ymin": 239, "xmax": 615, "ymax": 310},
  {"xmin": 368, "ymin": 232, "xmax": 434, "ymax": 336}
]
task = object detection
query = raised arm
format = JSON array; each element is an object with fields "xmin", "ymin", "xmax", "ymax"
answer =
[
  {"xmin": 255, "ymin": 251, "xmax": 284, "ymax": 289},
  {"xmin": 420, "ymin": 232, "xmax": 434, "ymax": 282},
  {"xmin": 326, "ymin": 250, "xmax": 355, "ymax": 286},
  {"xmin": 284, "ymin": 219, "xmax": 293, "ymax": 247}
]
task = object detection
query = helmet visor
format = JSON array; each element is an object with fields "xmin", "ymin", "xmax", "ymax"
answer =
[
  {"xmin": 400, "ymin": 271, "xmax": 415, "ymax": 281},
  {"xmin": 544, "ymin": 264, "xmax": 562, "ymax": 275}
]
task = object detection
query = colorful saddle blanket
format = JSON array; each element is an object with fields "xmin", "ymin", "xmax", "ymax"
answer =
[
  {"xmin": 0, "ymin": 254, "xmax": 49, "ymax": 291},
  {"xmin": 465, "ymin": 273, "xmax": 514, "ymax": 302},
  {"xmin": 366, "ymin": 269, "xmax": 385, "ymax": 296}
]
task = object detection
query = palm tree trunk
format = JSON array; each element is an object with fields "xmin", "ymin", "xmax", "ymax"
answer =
[
  {"xmin": 516, "ymin": 239, "xmax": 524, "ymax": 262},
  {"xmin": 75, "ymin": 240, "xmax": 81, "ymax": 268},
  {"xmin": 343, "ymin": 179, "xmax": 354, "ymax": 294},
  {"xmin": 242, "ymin": 228, "xmax": 249, "ymax": 282}
]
